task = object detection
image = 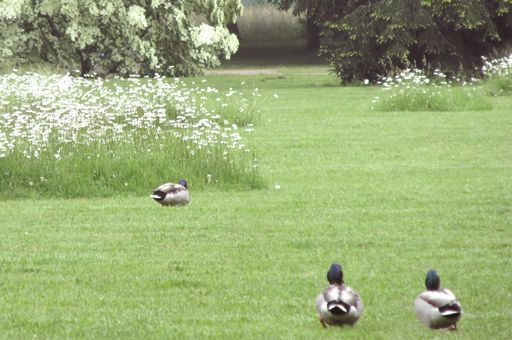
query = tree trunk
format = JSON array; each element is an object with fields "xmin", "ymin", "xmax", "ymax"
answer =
[
  {"xmin": 306, "ymin": 7, "xmax": 320, "ymax": 51},
  {"xmin": 227, "ymin": 22, "xmax": 242, "ymax": 40},
  {"xmin": 80, "ymin": 55, "xmax": 92, "ymax": 77}
]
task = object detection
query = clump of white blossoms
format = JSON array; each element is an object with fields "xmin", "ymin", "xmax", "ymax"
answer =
[
  {"xmin": 481, "ymin": 54, "xmax": 512, "ymax": 77},
  {"xmin": 371, "ymin": 68, "xmax": 487, "ymax": 111},
  {"xmin": 480, "ymin": 54, "xmax": 512, "ymax": 96},
  {"xmin": 377, "ymin": 68, "xmax": 435, "ymax": 89},
  {"xmin": 372, "ymin": 68, "xmax": 440, "ymax": 109},
  {"xmin": 190, "ymin": 24, "xmax": 239, "ymax": 65},
  {"xmin": 126, "ymin": 5, "xmax": 148, "ymax": 29},
  {"xmin": 0, "ymin": 72, "xmax": 252, "ymax": 159}
]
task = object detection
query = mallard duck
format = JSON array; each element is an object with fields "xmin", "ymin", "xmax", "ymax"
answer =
[
  {"xmin": 316, "ymin": 263, "xmax": 364, "ymax": 327},
  {"xmin": 414, "ymin": 269, "xmax": 463, "ymax": 330},
  {"xmin": 150, "ymin": 179, "xmax": 189, "ymax": 206}
]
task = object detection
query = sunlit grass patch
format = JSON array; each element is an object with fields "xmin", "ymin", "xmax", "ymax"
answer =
[
  {"xmin": 481, "ymin": 54, "xmax": 512, "ymax": 96},
  {"xmin": 0, "ymin": 73, "xmax": 264, "ymax": 197},
  {"xmin": 372, "ymin": 69, "xmax": 492, "ymax": 112}
]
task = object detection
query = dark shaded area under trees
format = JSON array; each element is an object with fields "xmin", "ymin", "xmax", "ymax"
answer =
[{"xmin": 268, "ymin": 0, "xmax": 512, "ymax": 82}]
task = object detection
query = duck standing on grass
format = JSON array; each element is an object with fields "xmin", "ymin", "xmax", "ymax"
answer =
[
  {"xmin": 414, "ymin": 269, "xmax": 463, "ymax": 330},
  {"xmin": 150, "ymin": 179, "xmax": 189, "ymax": 206},
  {"xmin": 316, "ymin": 263, "xmax": 364, "ymax": 327}
]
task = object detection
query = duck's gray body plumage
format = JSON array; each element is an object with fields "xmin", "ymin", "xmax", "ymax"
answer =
[
  {"xmin": 150, "ymin": 180, "xmax": 189, "ymax": 206},
  {"xmin": 414, "ymin": 270, "xmax": 462, "ymax": 330},
  {"xmin": 316, "ymin": 263, "xmax": 363, "ymax": 327},
  {"xmin": 316, "ymin": 284, "xmax": 364, "ymax": 327},
  {"xmin": 414, "ymin": 288, "xmax": 462, "ymax": 329}
]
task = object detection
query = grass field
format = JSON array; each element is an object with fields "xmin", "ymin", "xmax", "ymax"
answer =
[{"xmin": 1, "ymin": 65, "xmax": 511, "ymax": 338}]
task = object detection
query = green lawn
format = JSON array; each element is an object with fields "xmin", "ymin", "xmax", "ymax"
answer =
[{"xmin": 1, "ymin": 66, "xmax": 511, "ymax": 338}]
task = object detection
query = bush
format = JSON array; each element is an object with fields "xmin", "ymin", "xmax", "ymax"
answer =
[{"xmin": 316, "ymin": 0, "xmax": 512, "ymax": 82}]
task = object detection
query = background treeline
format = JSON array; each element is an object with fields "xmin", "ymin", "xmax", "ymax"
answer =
[
  {"xmin": 266, "ymin": 0, "xmax": 512, "ymax": 81},
  {"xmin": 2, "ymin": 0, "xmax": 511, "ymax": 81},
  {"xmin": 0, "ymin": 0, "xmax": 243, "ymax": 76}
]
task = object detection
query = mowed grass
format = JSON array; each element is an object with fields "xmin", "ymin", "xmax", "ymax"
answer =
[{"xmin": 1, "ymin": 66, "xmax": 511, "ymax": 338}]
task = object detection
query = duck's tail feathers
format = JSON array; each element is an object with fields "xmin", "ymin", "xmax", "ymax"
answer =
[
  {"xmin": 327, "ymin": 301, "xmax": 350, "ymax": 315},
  {"xmin": 439, "ymin": 303, "xmax": 462, "ymax": 317}
]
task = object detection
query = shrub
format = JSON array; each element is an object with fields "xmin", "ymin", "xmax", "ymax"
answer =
[{"xmin": 315, "ymin": 0, "xmax": 512, "ymax": 82}]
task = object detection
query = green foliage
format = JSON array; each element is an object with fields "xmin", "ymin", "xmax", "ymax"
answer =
[
  {"xmin": 314, "ymin": 0, "xmax": 512, "ymax": 82},
  {"xmin": 0, "ymin": 0, "xmax": 243, "ymax": 76}
]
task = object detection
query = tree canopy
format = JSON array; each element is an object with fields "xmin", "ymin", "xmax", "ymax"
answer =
[
  {"xmin": 268, "ymin": 0, "xmax": 512, "ymax": 82},
  {"xmin": 0, "ymin": 0, "xmax": 243, "ymax": 76}
]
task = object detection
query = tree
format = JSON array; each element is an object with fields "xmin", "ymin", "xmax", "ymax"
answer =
[
  {"xmin": 316, "ymin": 0, "xmax": 512, "ymax": 82},
  {"xmin": 267, "ymin": 0, "xmax": 321, "ymax": 51},
  {"xmin": 0, "ymin": 0, "xmax": 243, "ymax": 76}
]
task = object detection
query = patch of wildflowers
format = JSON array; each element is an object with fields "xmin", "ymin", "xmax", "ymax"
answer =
[
  {"xmin": 0, "ymin": 72, "xmax": 256, "ymax": 159},
  {"xmin": 481, "ymin": 54, "xmax": 512, "ymax": 96},
  {"xmin": 372, "ymin": 68, "xmax": 489, "ymax": 112}
]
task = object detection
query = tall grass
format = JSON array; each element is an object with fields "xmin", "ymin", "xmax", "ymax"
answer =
[
  {"xmin": 201, "ymin": 85, "xmax": 262, "ymax": 127},
  {"xmin": 372, "ymin": 69, "xmax": 492, "ymax": 112},
  {"xmin": 0, "ymin": 73, "xmax": 264, "ymax": 198},
  {"xmin": 481, "ymin": 54, "xmax": 512, "ymax": 96},
  {"xmin": 0, "ymin": 134, "xmax": 262, "ymax": 198}
]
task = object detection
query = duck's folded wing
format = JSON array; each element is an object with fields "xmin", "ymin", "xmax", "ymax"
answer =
[
  {"xmin": 343, "ymin": 286, "xmax": 364, "ymax": 311},
  {"xmin": 438, "ymin": 303, "xmax": 462, "ymax": 316},
  {"xmin": 323, "ymin": 285, "xmax": 342, "ymax": 302},
  {"xmin": 318, "ymin": 286, "xmax": 343, "ymax": 314},
  {"xmin": 418, "ymin": 290, "xmax": 457, "ymax": 308},
  {"xmin": 155, "ymin": 183, "xmax": 173, "ymax": 192},
  {"xmin": 316, "ymin": 293, "xmax": 326, "ymax": 313},
  {"xmin": 158, "ymin": 183, "xmax": 187, "ymax": 194},
  {"xmin": 438, "ymin": 289, "xmax": 462, "ymax": 315}
]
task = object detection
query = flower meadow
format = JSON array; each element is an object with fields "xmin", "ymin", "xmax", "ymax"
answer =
[
  {"xmin": 0, "ymin": 72, "xmax": 264, "ymax": 197},
  {"xmin": 371, "ymin": 68, "xmax": 492, "ymax": 112},
  {"xmin": 481, "ymin": 54, "xmax": 512, "ymax": 96}
]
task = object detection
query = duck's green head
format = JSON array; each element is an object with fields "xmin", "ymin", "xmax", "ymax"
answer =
[
  {"xmin": 425, "ymin": 269, "xmax": 440, "ymax": 290},
  {"xmin": 327, "ymin": 263, "xmax": 344, "ymax": 284},
  {"xmin": 179, "ymin": 179, "xmax": 188, "ymax": 189}
]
